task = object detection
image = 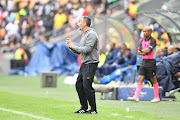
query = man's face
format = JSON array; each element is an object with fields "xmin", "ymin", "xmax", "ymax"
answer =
[
  {"xmin": 77, "ymin": 17, "xmax": 85, "ymax": 31},
  {"xmin": 58, "ymin": 8, "xmax": 63, "ymax": 14},
  {"xmin": 120, "ymin": 46, "xmax": 125, "ymax": 53},
  {"xmin": 125, "ymin": 50, "xmax": 131, "ymax": 57},
  {"xmin": 143, "ymin": 28, "xmax": 151, "ymax": 38},
  {"xmin": 110, "ymin": 43, "xmax": 115, "ymax": 50},
  {"xmin": 168, "ymin": 47, "xmax": 174, "ymax": 55}
]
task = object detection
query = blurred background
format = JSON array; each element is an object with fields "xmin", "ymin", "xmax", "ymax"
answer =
[{"xmin": 0, "ymin": 0, "xmax": 179, "ymax": 99}]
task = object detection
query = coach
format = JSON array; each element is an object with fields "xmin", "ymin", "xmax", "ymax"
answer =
[{"xmin": 66, "ymin": 16, "xmax": 99, "ymax": 114}]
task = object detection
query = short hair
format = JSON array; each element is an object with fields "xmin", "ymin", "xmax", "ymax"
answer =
[
  {"xmin": 143, "ymin": 26, "xmax": 152, "ymax": 32},
  {"xmin": 176, "ymin": 47, "xmax": 180, "ymax": 51},
  {"xmin": 125, "ymin": 48, "xmax": 131, "ymax": 51},
  {"xmin": 82, "ymin": 16, "xmax": 91, "ymax": 27},
  {"xmin": 111, "ymin": 42, "xmax": 116, "ymax": 48}
]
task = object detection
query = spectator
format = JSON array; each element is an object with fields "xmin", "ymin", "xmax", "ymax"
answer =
[
  {"xmin": 98, "ymin": 49, "xmax": 106, "ymax": 67},
  {"xmin": 0, "ymin": 0, "xmax": 117, "ymax": 54},
  {"xmin": 168, "ymin": 45, "xmax": 176, "ymax": 55},
  {"xmin": 137, "ymin": 24, "xmax": 143, "ymax": 39},
  {"xmin": 106, "ymin": 9, "xmax": 111, "ymax": 16},
  {"xmin": 156, "ymin": 52, "xmax": 180, "ymax": 97},
  {"xmin": 156, "ymin": 38, "xmax": 166, "ymax": 50},
  {"xmin": 94, "ymin": 48, "xmax": 136, "ymax": 84},
  {"xmin": 53, "ymin": 7, "xmax": 67, "ymax": 37},
  {"xmin": 43, "ymin": 14, "xmax": 54, "ymax": 32},
  {"xmin": 104, "ymin": 42, "xmax": 118, "ymax": 65},
  {"xmin": 95, "ymin": 43, "xmax": 119, "ymax": 77},
  {"xmin": 2, "ymin": 39, "xmax": 11, "ymax": 53},
  {"xmin": 127, "ymin": 0, "xmax": 138, "ymax": 21},
  {"xmin": 160, "ymin": 29, "xmax": 170, "ymax": 44},
  {"xmin": 15, "ymin": 45, "xmax": 29, "ymax": 64},
  {"xmin": 175, "ymin": 47, "xmax": 180, "ymax": 52},
  {"xmin": 5, "ymin": 20, "xmax": 19, "ymax": 46},
  {"xmin": 64, "ymin": 27, "xmax": 72, "ymax": 34}
]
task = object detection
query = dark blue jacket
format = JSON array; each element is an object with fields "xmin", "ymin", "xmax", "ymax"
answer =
[
  {"xmin": 120, "ymin": 53, "xmax": 137, "ymax": 67},
  {"xmin": 104, "ymin": 48, "xmax": 118, "ymax": 65},
  {"xmin": 156, "ymin": 52, "xmax": 180, "ymax": 96}
]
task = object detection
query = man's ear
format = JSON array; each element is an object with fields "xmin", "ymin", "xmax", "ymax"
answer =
[
  {"xmin": 83, "ymin": 22, "xmax": 86, "ymax": 26},
  {"xmin": 150, "ymin": 29, "xmax": 153, "ymax": 34}
]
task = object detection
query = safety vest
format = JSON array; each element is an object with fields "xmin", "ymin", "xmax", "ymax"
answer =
[
  {"xmin": 156, "ymin": 39, "xmax": 166, "ymax": 50},
  {"xmin": 98, "ymin": 53, "xmax": 106, "ymax": 67},
  {"xmin": 129, "ymin": 3, "xmax": 138, "ymax": 14},
  {"xmin": 15, "ymin": 48, "xmax": 28, "ymax": 63}
]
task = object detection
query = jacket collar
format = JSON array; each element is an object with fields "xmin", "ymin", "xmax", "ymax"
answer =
[{"xmin": 144, "ymin": 36, "xmax": 152, "ymax": 41}]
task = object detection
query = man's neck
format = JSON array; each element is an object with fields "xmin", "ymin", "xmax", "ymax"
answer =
[
  {"xmin": 83, "ymin": 26, "xmax": 90, "ymax": 32},
  {"xmin": 145, "ymin": 36, "xmax": 151, "ymax": 40}
]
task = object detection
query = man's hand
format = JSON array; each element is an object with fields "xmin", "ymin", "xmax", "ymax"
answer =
[
  {"xmin": 128, "ymin": 65, "xmax": 131, "ymax": 70},
  {"xmin": 105, "ymin": 63, "xmax": 109, "ymax": 66},
  {"xmin": 121, "ymin": 70, "xmax": 126, "ymax": 74},
  {"xmin": 137, "ymin": 50, "xmax": 142, "ymax": 54},
  {"xmin": 138, "ymin": 48, "xmax": 151, "ymax": 55},
  {"xmin": 66, "ymin": 37, "xmax": 70, "ymax": 45},
  {"xmin": 116, "ymin": 65, "xmax": 121, "ymax": 69},
  {"xmin": 175, "ymin": 72, "xmax": 180, "ymax": 77},
  {"xmin": 66, "ymin": 37, "xmax": 75, "ymax": 49},
  {"xmin": 122, "ymin": 54, "xmax": 126, "ymax": 59}
]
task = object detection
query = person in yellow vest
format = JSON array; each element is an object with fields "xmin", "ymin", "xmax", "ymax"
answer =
[
  {"xmin": 156, "ymin": 38, "xmax": 166, "ymax": 50},
  {"xmin": 151, "ymin": 30, "xmax": 159, "ymax": 40},
  {"xmin": 98, "ymin": 49, "xmax": 106, "ymax": 67},
  {"xmin": 15, "ymin": 46, "xmax": 29, "ymax": 64},
  {"xmin": 127, "ymin": 0, "xmax": 138, "ymax": 20},
  {"xmin": 40, "ymin": 0, "xmax": 49, "ymax": 4},
  {"xmin": 53, "ymin": 7, "xmax": 67, "ymax": 37},
  {"xmin": 161, "ymin": 32, "xmax": 170, "ymax": 44}
]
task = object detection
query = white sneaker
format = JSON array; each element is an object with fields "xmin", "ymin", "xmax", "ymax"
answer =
[
  {"xmin": 151, "ymin": 98, "xmax": 160, "ymax": 103},
  {"xmin": 128, "ymin": 96, "xmax": 139, "ymax": 102}
]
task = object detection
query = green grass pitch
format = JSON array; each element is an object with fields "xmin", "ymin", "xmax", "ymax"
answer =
[{"xmin": 0, "ymin": 74, "xmax": 180, "ymax": 120}]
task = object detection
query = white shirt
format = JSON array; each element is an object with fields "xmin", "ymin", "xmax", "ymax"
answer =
[{"xmin": 5, "ymin": 22, "xmax": 19, "ymax": 36}]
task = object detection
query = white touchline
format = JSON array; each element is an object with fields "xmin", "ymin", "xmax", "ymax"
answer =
[{"xmin": 0, "ymin": 107, "xmax": 54, "ymax": 120}]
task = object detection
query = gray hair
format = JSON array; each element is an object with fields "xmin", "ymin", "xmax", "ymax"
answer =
[
  {"xmin": 81, "ymin": 16, "xmax": 91, "ymax": 27},
  {"xmin": 144, "ymin": 26, "xmax": 152, "ymax": 32}
]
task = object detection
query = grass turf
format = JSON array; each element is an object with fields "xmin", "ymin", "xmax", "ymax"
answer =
[{"xmin": 0, "ymin": 74, "xmax": 180, "ymax": 120}]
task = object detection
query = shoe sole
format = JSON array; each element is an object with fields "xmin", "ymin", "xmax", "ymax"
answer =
[{"xmin": 128, "ymin": 98, "xmax": 139, "ymax": 102}]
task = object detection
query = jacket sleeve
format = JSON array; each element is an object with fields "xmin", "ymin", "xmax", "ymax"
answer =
[
  {"xmin": 121, "ymin": 54, "xmax": 137, "ymax": 67},
  {"xmin": 73, "ymin": 32, "xmax": 97, "ymax": 54},
  {"xmin": 107, "ymin": 55, "xmax": 118, "ymax": 64},
  {"xmin": 149, "ymin": 38, "xmax": 156, "ymax": 50},
  {"xmin": 70, "ymin": 47, "xmax": 80, "ymax": 54}
]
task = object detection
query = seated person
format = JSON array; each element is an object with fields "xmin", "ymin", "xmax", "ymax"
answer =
[
  {"xmin": 167, "ymin": 45, "xmax": 176, "ymax": 55},
  {"xmin": 98, "ymin": 49, "xmax": 106, "ymax": 67},
  {"xmin": 94, "ymin": 48, "xmax": 137, "ymax": 84},
  {"xmin": 96, "ymin": 44, "xmax": 125, "ymax": 77},
  {"xmin": 156, "ymin": 51, "xmax": 180, "ymax": 97},
  {"xmin": 118, "ymin": 65, "xmax": 137, "ymax": 85},
  {"xmin": 104, "ymin": 42, "xmax": 119, "ymax": 65}
]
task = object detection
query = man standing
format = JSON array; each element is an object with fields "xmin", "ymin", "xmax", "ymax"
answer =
[
  {"xmin": 128, "ymin": 26, "xmax": 160, "ymax": 102},
  {"xmin": 66, "ymin": 16, "xmax": 99, "ymax": 114}
]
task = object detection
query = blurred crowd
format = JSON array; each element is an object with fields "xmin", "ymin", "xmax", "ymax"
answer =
[
  {"xmin": 0, "ymin": 0, "xmax": 122, "ymax": 54},
  {"xmin": 138, "ymin": 20, "xmax": 171, "ymax": 49},
  {"xmin": 94, "ymin": 40, "xmax": 179, "ymax": 95},
  {"xmin": 93, "ymin": 17, "xmax": 180, "ymax": 97},
  {"xmin": 94, "ymin": 18, "xmax": 180, "ymax": 85},
  {"xmin": 0, "ymin": 0, "xmax": 179, "ymax": 97}
]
